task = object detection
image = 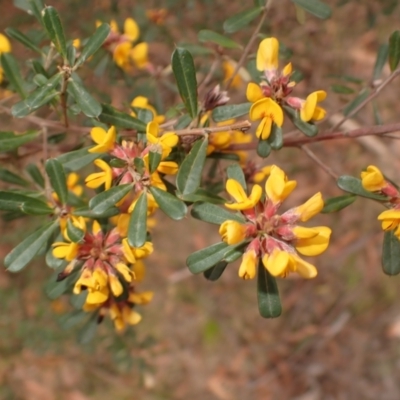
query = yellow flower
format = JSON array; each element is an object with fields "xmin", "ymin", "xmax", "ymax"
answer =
[
  {"xmin": 222, "ymin": 59, "xmax": 242, "ymax": 89},
  {"xmin": 219, "ymin": 220, "xmax": 247, "ymax": 245},
  {"xmin": 378, "ymin": 210, "xmax": 400, "ymax": 236},
  {"xmin": 0, "ymin": 33, "xmax": 11, "ymax": 54},
  {"xmin": 262, "ymin": 250, "xmax": 318, "ymax": 279},
  {"xmin": 361, "ymin": 165, "xmax": 386, "ymax": 192},
  {"xmin": 293, "ymin": 192, "xmax": 324, "ymax": 222},
  {"xmin": 256, "ymin": 37, "xmax": 279, "ymax": 71},
  {"xmin": 85, "ymin": 159, "xmax": 113, "ymax": 190},
  {"xmin": 113, "ymin": 42, "xmax": 132, "ymax": 69},
  {"xmin": 131, "ymin": 42, "xmax": 149, "ymax": 69},
  {"xmin": 72, "ymin": 38, "xmax": 81, "ymax": 49},
  {"xmin": 109, "ymin": 303, "xmax": 142, "ymax": 331},
  {"xmin": 146, "ymin": 121, "xmax": 178, "ymax": 158},
  {"xmin": 253, "ymin": 165, "xmax": 272, "ymax": 183},
  {"xmin": 225, "ymin": 179, "xmax": 262, "ymax": 210},
  {"xmin": 265, "ymin": 165, "xmax": 297, "ymax": 205},
  {"xmin": 67, "ymin": 173, "xmax": 83, "ymax": 196},
  {"xmin": 294, "ymin": 226, "xmax": 331, "ymax": 256},
  {"xmin": 300, "ymin": 91, "xmax": 327, "ymax": 122},
  {"xmin": 122, "ymin": 238, "xmax": 154, "ymax": 264},
  {"xmin": 52, "ymin": 240, "xmax": 79, "ymax": 261},
  {"xmin": 238, "ymin": 249, "xmax": 257, "ymax": 279},
  {"xmin": 131, "ymin": 96, "xmax": 165, "ymax": 124},
  {"xmin": 246, "ymin": 82, "xmax": 264, "ymax": 103},
  {"xmin": 123, "ymin": 18, "xmax": 139, "ymax": 42},
  {"xmin": 77, "ymin": 269, "xmax": 110, "ymax": 305},
  {"xmin": 88, "ymin": 126, "xmax": 116, "ymax": 153},
  {"xmin": 249, "ymin": 98, "xmax": 284, "ymax": 140}
]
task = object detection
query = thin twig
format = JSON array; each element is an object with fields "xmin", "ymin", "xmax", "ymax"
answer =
[
  {"xmin": 198, "ymin": 56, "xmax": 221, "ymax": 94},
  {"xmin": 301, "ymin": 145, "xmax": 339, "ymax": 180},
  {"xmin": 224, "ymin": 0, "xmax": 273, "ymax": 90},
  {"xmin": 227, "ymin": 122, "xmax": 400, "ymax": 150},
  {"xmin": 329, "ymin": 67, "xmax": 400, "ymax": 132},
  {"xmin": 174, "ymin": 120, "xmax": 251, "ymax": 136},
  {"xmin": 42, "ymin": 127, "xmax": 53, "ymax": 202}
]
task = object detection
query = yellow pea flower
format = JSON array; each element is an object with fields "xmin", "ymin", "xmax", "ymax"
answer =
[
  {"xmin": 85, "ymin": 159, "xmax": 113, "ymax": 190},
  {"xmin": 131, "ymin": 96, "xmax": 165, "ymax": 124},
  {"xmin": 293, "ymin": 192, "xmax": 324, "ymax": 222},
  {"xmin": 222, "ymin": 59, "xmax": 242, "ymax": 89},
  {"xmin": 256, "ymin": 37, "xmax": 279, "ymax": 72},
  {"xmin": 300, "ymin": 90, "xmax": 327, "ymax": 122},
  {"xmin": 0, "ymin": 33, "xmax": 11, "ymax": 54},
  {"xmin": 123, "ymin": 18, "xmax": 139, "ymax": 42},
  {"xmin": 295, "ymin": 226, "xmax": 331, "ymax": 256},
  {"xmin": 262, "ymin": 249, "xmax": 290, "ymax": 277},
  {"xmin": 131, "ymin": 42, "xmax": 148, "ymax": 69},
  {"xmin": 249, "ymin": 98, "xmax": 284, "ymax": 140},
  {"xmin": 146, "ymin": 121, "xmax": 178, "ymax": 158},
  {"xmin": 238, "ymin": 249, "xmax": 257, "ymax": 279},
  {"xmin": 378, "ymin": 209, "xmax": 400, "ymax": 233},
  {"xmin": 88, "ymin": 126, "xmax": 116, "ymax": 153},
  {"xmin": 252, "ymin": 165, "xmax": 272, "ymax": 183},
  {"xmin": 246, "ymin": 82, "xmax": 264, "ymax": 103},
  {"xmin": 225, "ymin": 179, "xmax": 262, "ymax": 210},
  {"xmin": 219, "ymin": 220, "xmax": 247, "ymax": 245},
  {"xmin": 361, "ymin": 165, "xmax": 386, "ymax": 192},
  {"xmin": 265, "ymin": 165, "xmax": 297, "ymax": 205}
]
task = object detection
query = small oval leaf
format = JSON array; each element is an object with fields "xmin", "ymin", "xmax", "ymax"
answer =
[
  {"xmin": 42, "ymin": 6, "xmax": 68, "ymax": 59},
  {"xmin": 257, "ymin": 262, "xmax": 282, "ymax": 318},
  {"xmin": 191, "ymin": 202, "xmax": 245, "ymax": 225},
  {"xmin": 223, "ymin": 7, "xmax": 263, "ymax": 34},
  {"xmin": 337, "ymin": 175, "xmax": 388, "ymax": 201},
  {"xmin": 186, "ymin": 242, "xmax": 230, "ymax": 274},
  {"xmin": 212, "ymin": 103, "xmax": 251, "ymax": 122},
  {"xmin": 89, "ymin": 184, "xmax": 133, "ymax": 215},
  {"xmin": 45, "ymin": 158, "xmax": 68, "ymax": 205},
  {"xmin": 128, "ymin": 191, "xmax": 148, "ymax": 248},
  {"xmin": 149, "ymin": 186, "xmax": 187, "ymax": 220},
  {"xmin": 382, "ymin": 230, "xmax": 400, "ymax": 276},
  {"xmin": 321, "ymin": 194, "xmax": 356, "ymax": 213}
]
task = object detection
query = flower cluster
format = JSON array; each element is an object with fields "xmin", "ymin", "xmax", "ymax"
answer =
[
  {"xmin": 247, "ymin": 37, "xmax": 327, "ymax": 139},
  {"xmin": 361, "ymin": 165, "xmax": 400, "ymax": 238},
  {"xmin": 53, "ymin": 218, "xmax": 153, "ymax": 331},
  {"xmin": 220, "ymin": 165, "xmax": 331, "ymax": 279},
  {"xmin": 99, "ymin": 18, "xmax": 148, "ymax": 72}
]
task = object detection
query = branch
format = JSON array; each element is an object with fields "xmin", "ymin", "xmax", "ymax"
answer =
[
  {"xmin": 301, "ymin": 145, "xmax": 339, "ymax": 180},
  {"xmin": 224, "ymin": 0, "xmax": 273, "ymax": 90},
  {"xmin": 227, "ymin": 122, "xmax": 400, "ymax": 150},
  {"xmin": 329, "ymin": 67, "xmax": 400, "ymax": 132},
  {"xmin": 174, "ymin": 120, "xmax": 251, "ymax": 136}
]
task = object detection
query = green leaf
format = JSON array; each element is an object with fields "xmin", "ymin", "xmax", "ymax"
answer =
[
  {"xmin": 77, "ymin": 312, "xmax": 99, "ymax": 344},
  {"xmin": 223, "ymin": 245, "xmax": 245, "ymax": 263},
  {"xmin": 5, "ymin": 27, "xmax": 42, "ymax": 54},
  {"xmin": 177, "ymin": 43, "xmax": 213, "ymax": 56},
  {"xmin": 99, "ymin": 104, "xmax": 146, "ymax": 131},
  {"xmin": 223, "ymin": 7, "xmax": 263, "ymax": 34},
  {"xmin": 373, "ymin": 44, "xmax": 389, "ymax": 81},
  {"xmin": 283, "ymin": 105, "xmax": 319, "ymax": 137},
  {"xmin": 178, "ymin": 188, "xmax": 225, "ymax": 204},
  {"xmin": 337, "ymin": 175, "xmax": 388, "ymax": 200},
  {"xmin": 128, "ymin": 191, "xmax": 148, "ymax": 248},
  {"xmin": 68, "ymin": 77, "xmax": 102, "ymax": 117},
  {"xmin": 66, "ymin": 44, "xmax": 76, "ymax": 67},
  {"xmin": 56, "ymin": 147, "xmax": 98, "ymax": 172},
  {"xmin": 11, "ymin": 73, "xmax": 62, "ymax": 117},
  {"xmin": 1, "ymin": 53, "xmax": 27, "ymax": 98},
  {"xmin": 268, "ymin": 124, "xmax": 283, "ymax": 150},
  {"xmin": 0, "ymin": 131, "xmax": 38, "ymax": 152},
  {"xmin": 291, "ymin": 0, "xmax": 332, "ymax": 19},
  {"xmin": 148, "ymin": 151, "xmax": 161, "ymax": 174},
  {"xmin": 21, "ymin": 198, "xmax": 53, "ymax": 215},
  {"xmin": 66, "ymin": 218, "xmax": 85, "ymax": 243},
  {"xmin": 0, "ymin": 167, "xmax": 29, "ymax": 186},
  {"xmin": 257, "ymin": 139, "xmax": 271, "ymax": 158},
  {"xmin": 203, "ymin": 261, "xmax": 228, "ymax": 281},
  {"xmin": 257, "ymin": 262, "xmax": 282, "ymax": 318},
  {"xmin": 176, "ymin": 138, "xmax": 208, "ymax": 195},
  {"xmin": 26, "ymin": 164, "xmax": 45, "ymax": 187},
  {"xmin": 212, "ymin": 103, "xmax": 251, "ymax": 122},
  {"xmin": 45, "ymin": 158, "xmax": 68, "ymax": 205},
  {"xmin": 45, "ymin": 244, "xmax": 65, "ymax": 269},
  {"xmin": 186, "ymin": 242, "xmax": 230, "ymax": 274},
  {"xmin": 198, "ymin": 30, "xmax": 241, "ymax": 49},
  {"xmin": 0, "ymin": 191, "xmax": 44, "ymax": 212},
  {"xmin": 4, "ymin": 220, "xmax": 58, "ymax": 272},
  {"xmin": 45, "ymin": 267, "xmax": 78, "ymax": 300},
  {"xmin": 59, "ymin": 310, "xmax": 86, "ymax": 330},
  {"xmin": 321, "ymin": 194, "xmax": 357, "ymax": 213},
  {"xmin": 42, "ymin": 6, "xmax": 68, "ymax": 59},
  {"xmin": 14, "ymin": 0, "xmax": 45, "ymax": 22},
  {"xmin": 149, "ymin": 186, "xmax": 187, "ymax": 220},
  {"xmin": 343, "ymin": 88, "xmax": 370, "ymax": 116},
  {"xmin": 74, "ymin": 23, "xmax": 110, "ymax": 68},
  {"xmin": 226, "ymin": 164, "xmax": 246, "ymax": 190},
  {"xmin": 171, "ymin": 47, "xmax": 198, "ymax": 119},
  {"xmin": 330, "ymin": 84, "xmax": 355, "ymax": 94},
  {"xmin": 72, "ymin": 206, "xmax": 120, "ymax": 219},
  {"xmin": 89, "ymin": 184, "xmax": 133, "ymax": 215},
  {"xmin": 191, "ymin": 202, "xmax": 245, "ymax": 224},
  {"xmin": 382, "ymin": 230, "xmax": 400, "ymax": 275},
  {"xmin": 388, "ymin": 30, "xmax": 400, "ymax": 71},
  {"xmin": 175, "ymin": 113, "xmax": 192, "ymax": 129}
]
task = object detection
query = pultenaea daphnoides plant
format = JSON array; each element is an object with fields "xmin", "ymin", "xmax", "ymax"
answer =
[{"xmin": 1, "ymin": 0, "xmax": 400, "ymax": 341}]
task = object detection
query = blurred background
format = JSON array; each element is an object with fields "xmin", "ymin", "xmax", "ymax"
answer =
[{"xmin": 1, "ymin": 0, "xmax": 400, "ymax": 399}]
